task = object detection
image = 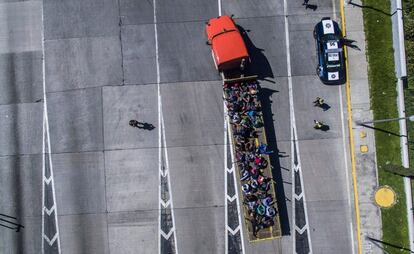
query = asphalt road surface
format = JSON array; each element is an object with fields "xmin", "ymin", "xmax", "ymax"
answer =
[{"xmin": 0, "ymin": 0, "xmax": 356, "ymax": 253}]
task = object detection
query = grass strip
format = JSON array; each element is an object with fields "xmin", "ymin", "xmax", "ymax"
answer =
[
  {"xmin": 361, "ymin": 0, "xmax": 409, "ymax": 252},
  {"xmin": 403, "ymin": 0, "xmax": 414, "ymax": 215}
]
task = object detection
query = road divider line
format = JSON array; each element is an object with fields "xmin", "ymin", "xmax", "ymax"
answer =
[
  {"xmin": 161, "ymin": 112, "xmax": 178, "ymax": 252},
  {"xmin": 283, "ymin": 0, "xmax": 313, "ymax": 252},
  {"xmin": 224, "ymin": 103, "xmax": 246, "ymax": 254},
  {"xmin": 339, "ymin": 1, "xmax": 363, "ymax": 253},
  {"xmin": 339, "ymin": 83, "xmax": 356, "ymax": 254},
  {"xmin": 224, "ymin": 107, "xmax": 229, "ymax": 253},
  {"xmin": 41, "ymin": 2, "xmax": 61, "ymax": 253},
  {"xmin": 41, "ymin": 111, "xmax": 45, "ymax": 253}
]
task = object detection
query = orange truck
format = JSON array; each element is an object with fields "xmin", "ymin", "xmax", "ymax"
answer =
[
  {"xmin": 205, "ymin": 16, "xmax": 282, "ymax": 241},
  {"xmin": 205, "ymin": 15, "xmax": 250, "ymax": 72}
]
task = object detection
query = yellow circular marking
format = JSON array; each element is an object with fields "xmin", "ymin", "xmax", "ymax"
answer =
[
  {"xmin": 360, "ymin": 145, "xmax": 368, "ymax": 153},
  {"xmin": 374, "ymin": 186, "xmax": 397, "ymax": 208}
]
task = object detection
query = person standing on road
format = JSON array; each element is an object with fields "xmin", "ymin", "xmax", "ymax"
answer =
[
  {"xmin": 313, "ymin": 97, "xmax": 324, "ymax": 107},
  {"xmin": 314, "ymin": 120, "xmax": 324, "ymax": 129}
]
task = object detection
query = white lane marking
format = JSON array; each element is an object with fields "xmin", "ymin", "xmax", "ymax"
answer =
[
  {"xmin": 350, "ymin": 222, "xmax": 356, "ymax": 254},
  {"xmin": 339, "ymin": 87, "xmax": 352, "ymax": 208},
  {"xmin": 43, "ymin": 176, "xmax": 52, "ymax": 185},
  {"xmin": 224, "ymin": 107, "xmax": 229, "ymax": 253},
  {"xmin": 41, "ymin": 107, "xmax": 45, "ymax": 254},
  {"xmin": 227, "ymin": 117, "xmax": 246, "ymax": 254},
  {"xmin": 160, "ymin": 169, "xmax": 168, "ymax": 177},
  {"xmin": 44, "ymin": 206, "xmax": 55, "ymax": 216},
  {"xmin": 218, "ymin": 0, "xmax": 222, "ymax": 16},
  {"xmin": 292, "ymin": 139, "xmax": 313, "ymax": 254},
  {"xmin": 154, "ymin": 0, "xmax": 178, "ymax": 244},
  {"xmin": 160, "ymin": 227, "xmax": 175, "ymax": 240},
  {"xmin": 293, "ymin": 193, "xmax": 304, "ymax": 200},
  {"xmin": 227, "ymin": 225, "xmax": 241, "ymax": 235},
  {"xmin": 41, "ymin": 2, "xmax": 61, "ymax": 253},
  {"xmin": 295, "ymin": 225, "xmax": 310, "ymax": 235},
  {"xmin": 161, "ymin": 112, "xmax": 178, "ymax": 252},
  {"xmin": 155, "ymin": 0, "xmax": 162, "ymax": 249},
  {"xmin": 283, "ymin": 0, "xmax": 313, "ymax": 252},
  {"xmin": 43, "ymin": 234, "xmax": 59, "ymax": 246},
  {"xmin": 227, "ymin": 195, "xmax": 237, "ymax": 202},
  {"xmin": 160, "ymin": 200, "xmax": 171, "ymax": 208},
  {"xmin": 332, "ymin": 0, "xmax": 337, "ymax": 21},
  {"xmin": 339, "ymin": 86, "xmax": 356, "ymax": 254},
  {"xmin": 218, "ymin": 0, "xmax": 244, "ymax": 252}
]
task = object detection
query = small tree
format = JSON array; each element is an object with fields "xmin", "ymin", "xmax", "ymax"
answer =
[{"xmin": 381, "ymin": 164, "xmax": 414, "ymax": 177}]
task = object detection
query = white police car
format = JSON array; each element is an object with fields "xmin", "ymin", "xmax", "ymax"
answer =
[{"xmin": 313, "ymin": 17, "xmax": 346, "ymax": 85}]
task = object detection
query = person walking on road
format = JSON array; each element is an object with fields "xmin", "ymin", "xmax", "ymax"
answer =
[
  {"xmin": 129, "ymin": 120, "xmax": 141, "ymax": 128},
  {"xmin": 314, "ymin": 120, "xmax": 324, "ymax": 129},
  {"xmin": 129, "ymin": 119, "xmax": 155, "ymax": 130},
  {"xmin": 313, "ymin": 97, "xmax": 330, "ymax": 111},
  {"xmin": 313, "ymin": 97, "xmax": 324, "ymax": 107}
]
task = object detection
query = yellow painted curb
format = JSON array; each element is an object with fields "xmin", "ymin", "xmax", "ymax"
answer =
[{"xmin": 339, "ymin": 1, "xmax": 363, "ymax": 254}]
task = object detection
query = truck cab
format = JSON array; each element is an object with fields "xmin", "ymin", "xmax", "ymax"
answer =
[{"xmin": 205, "ymin": 16, "xmax": 250, "ymax": 72}]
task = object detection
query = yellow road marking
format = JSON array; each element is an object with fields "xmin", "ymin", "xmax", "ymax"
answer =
[{"xmin": 339, "ymin": 1, "xmax": 363, "ymax": 254}]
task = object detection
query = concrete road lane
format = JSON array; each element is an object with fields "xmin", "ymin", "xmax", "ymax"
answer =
[
  {"xmin": 0, "ymin": 0, "xmax": 357, "ymax": 253},
  {"xmin": 0, "ymin": 2, "xmax": 43, "ymax": 253},
  {"xmin": 160, "ymin": 81, "xmax": 225, "ymax": 254}
]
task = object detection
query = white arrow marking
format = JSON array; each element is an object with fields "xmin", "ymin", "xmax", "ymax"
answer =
[
  {"xmin": 160, "ymin": 199, "xmax": 170, "ymax": 208},
  {"xmin": 160, "ymin": 228, "xmax": 175, "ymax": 240},
  {"xmin": 43, "ymin": 205, "xmax": 55, "ymax": 216},
  {"xmin": 227, "ymin": 195, "xmax": 237, "ymax": 202},
  {"xmin": 293, "ymin": 165, "xmax": 300, "ymax": 172},
  {"xmin": 44, "ymin": 176, "xmax": 52, "ymax": 185},
  {"xmin": 226, "ymin": 167, "xmax": 234, "ymax": 173},
  {"xmin": 160, "ymin": 169, "xmax": 168, "ymax": 177},
  {"xmin": 43, "ymin": 233, "xmax": 58, "ymax": 246},
  {"xmin": 227, "ymin": 225, "xmax": 240, "ymax": 235},
  {"xmin": 293, "ymin": 193, "xmax": 304, "ymax": 200},
  {"xmin": 295, "ymin": 225, "xmax": 309, "ymax": 235}
]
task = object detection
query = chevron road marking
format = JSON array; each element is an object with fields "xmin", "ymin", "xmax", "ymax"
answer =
[
  {"xmin": 160, "ymin": 200, "xmax": 171, "ymax": 208},
  {"xmin": 293, "ymin": 193, "xmax": 304, "ymax": 200},
  {"xmin": 160, "ymin": 168, "xmax": 168, "ymax": 177},
  {"xmin": 295, "ymin": 225, "xmax": 309, "ymax": 235},
  {"xmin": 227, "ymin": 225, "xmax": 241, "ymax": 236},
  {"xmin": 226, "ymin": 167, "xmax": 235, "ymax": 173},
  {"xmin": 43, "ymin": 233, "xmax": 58, "ymax": 246},
  {"xmin": 283, "ymin": 0, "xmax": 313, "ymax": 251},
  {"xmin": 227, "ymin": 195, "xmax": 237, "ymax": 202},
  {"xmin": 44, "ymin": 176, "xmax": 52, "ymax": 185},
  {"xmin": 41, "ymin": 3, "xmax": 61, "ymax": 252},
  {"xmin": 160, "ymin": 228, "xmax": 175, "ymax": 240},
  {"xmin": 43, "ymin": 206, "xmax": 55, "ymax": 216},
  {"xmin": 224, "ymin": 103, "xmax": 246, "ymax": 254}
]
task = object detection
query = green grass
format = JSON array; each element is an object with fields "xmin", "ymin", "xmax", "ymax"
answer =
[
  {"xmin": 403, "ymin": 0, "xmax": 414, "ymax": 218},
  {"xmin": 361, "ymin": 0, "xmax": 409, "ymax": 252}
]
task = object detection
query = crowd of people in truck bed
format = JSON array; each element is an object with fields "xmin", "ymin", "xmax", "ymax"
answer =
[{"xmin": 224, "ymin": 80, "xmax": 278, "ymax": 238}]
